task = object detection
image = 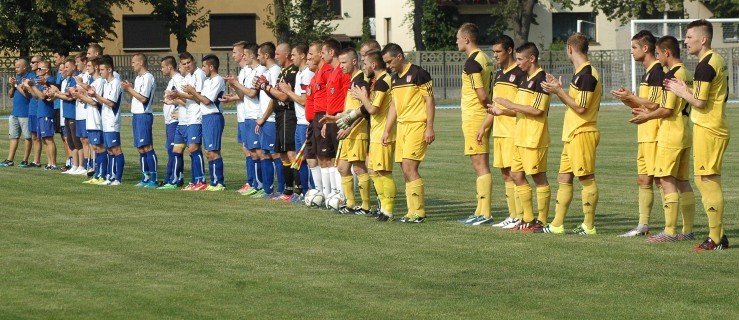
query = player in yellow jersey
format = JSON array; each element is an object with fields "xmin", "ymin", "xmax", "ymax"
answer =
[
  {"xmin": 540, "ymin": 33, "xmax": 601, "ymax": 235},
  {"xmin": 493, "ymin": 42, "xmax": 550, "ymax": 233},
  {"xmin": 382, "ymin": 43, "xmax": 435, "ymax": 223},
  {"xmin": 629, "ymin": 35, "xmax": 695, "ymax": 243},
  {"xmin": 611, "ymin": 30, "xmax": 665, "ymax": 237},
  {"xmin": 484, "ymin": 35, "xmax": 527, "ymax": 229},
  {"xmin": 455, "ymin": 23, "xmax": 496, "ymax": 226},
  {"xmin": 666, "ymin": 19, "xmax": 730, "ymax": 250},
  {"xmin": 335, "ymin": 48, "xmax": 371, "ymax": 215}
]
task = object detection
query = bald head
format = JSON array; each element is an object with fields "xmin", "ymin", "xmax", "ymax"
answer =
[{"xmin": 276, "ymin": 43, "xmax": 292, "ymax": 67}]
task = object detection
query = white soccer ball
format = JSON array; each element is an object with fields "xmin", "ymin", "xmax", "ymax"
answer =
[
  {"xmin": 325, "ymin": 193, "xmax": 344, "ymax": 211},
  {"xmin": 305, "ymin": 189, "xmax": 325, "ymax": 208}
]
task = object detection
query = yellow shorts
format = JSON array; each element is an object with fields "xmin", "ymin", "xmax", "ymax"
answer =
[
  {"xmin": 560, "ymin": 131, "xmax": 599, "ymax": 176},
  {"xmin": 654, "ymin": 146, "xmax": 690, "ymax": 180},
  {"xmin": 493, "ymin": 137, "xmax": 514, "ymax": 168},
  {"xmin": 462, "ymin": 117, "xmax": 489, "ymax": 155},
  {"xmin": 637, "ymin": 141, "xmax": 657, "ymax": 176},
  {"xmin": 369, "ymin": 142, "xmax": 394, "ymax": 172},
  {"xmin": 395, "ymin": 122, "xmax": 427, "ymax": 162},
  {"xmin": 512, "ymin": 146, "xmax": 548, "ymax": 175},
  {"xmin": 693, "ymin": 125, "xmax": 728, "ymax": 175},
  {"xmin": 338, "ymin": 138, "xmax": 368, "ymax": 162}
]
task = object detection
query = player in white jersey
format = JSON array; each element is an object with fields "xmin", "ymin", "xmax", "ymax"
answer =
[
  {"xmin": 251, "ymin": 42, "xmax": 282, "ymax": 198},
  {"xmin": 72, "ymin": 53, "xmax": 93, "ymax": 174},
  {"xmin": 86, "ymin": 44, "xmax": 121, "ymax": 81},
  {"xmin": 121, "ymin": 53, "xmax": 158, "ymax": 187},
  {"xmin": 221, "ymin": 41, "xmax": 254, "ymax": 193},
  {"xmin": 76, "ymin": 57, "xmax": 108, "ymax": 184},
  {"xmin": 184, "ymin": 54, "xmax": 226, "ymax": 191},
  {"xmin": 158, "ymin": 56, "xmax": 186, "ymax": 189},
  {"xmin": 87, "ymin": 57, "xmax": 124, "ymax": 185}
]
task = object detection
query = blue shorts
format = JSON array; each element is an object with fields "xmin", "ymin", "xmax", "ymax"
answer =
[
  {"xmin": 165, "ymin": 122, "xmax": 177, "ymax": 151},
  {"xmin": 37, "ymin": 117, "xmax": 55, "ymax": 138},
  {"xmin": 174, "ymin": 125, "xmax": 188, "ymax": 145},
  {"xmin": 76, "ymin": 120, "xmax": 88, "ymax": 138},
  {"xmin": 260, "ymin": 121, "xmax": 276, "ymax": 153},
  {"xmin": 237, "ymin": 121, "xmax": 248, "ymax": 144},
  {"xmin": 87, "ymin": 130, "xmax": 103, "ymax": 145},
  {"xmin": 29, "ymin": 115, "xmax": 37, "ymax": 134},
  {"xmin": 104, "ymin": 132, "xmax": 121, "ymax": 149},
  {"xmin": 295, "ymin": 124, "xmax": 309, "ymax": 153},
  {"xmin": 245, "ymin": 119, "xmax": 260, "ymax": 150},
  {"xmin": 187, "ymin": 124, "xmax": 202, "ymax": 146},
  {"xmin": 132, "ymin": 113, "xmax": 154, "ymax": 148},
  {"xmin": 202, "ymin": 113, "xmax": 224, "ymax": 152}
]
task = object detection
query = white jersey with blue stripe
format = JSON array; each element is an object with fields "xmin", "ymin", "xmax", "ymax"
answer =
[
  {"xmin": 130, "ymin": 72, "xmax": 156, "ymax": 114},
  {"xmin": 86, "ymin": 77, "xmax": 105, "ymax": 130},
  {"xmin": 259, "ymin": 64, "xmax": 281, "ymax": 123},
  {"xmin": 164, "ymin": 73, "xmax": 185, "ymax": 125},
  {"xmin": 184, "ymin": 68, "xmax": 206, "ymax": 125},
  {"xmin": 200, "ymin": 74, "xmax": 226, "ymax": 116},
  {"xmin": 101, "ymin": 78, "xmax": 123, "ymax": 133}
]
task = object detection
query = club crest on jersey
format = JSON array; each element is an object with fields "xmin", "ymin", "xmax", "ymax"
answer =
[
  {"xmin": 528, "ymin": 81, "xmax": 534, "ymax": 88},
  {"xmin": 406, "ymin": 75, "xmax": 412, "ymax": 82},
  {"xmin": 330, "ymin": 87, "xmax": 335, "ymax": 94},
  {"xmin": 574, "ymin": 76, "xmax": 580, "ymax": 84},
  {"xmin": 509, "ymin": 74, "xmax": 516, "ymax": 82},
  {"xmin": 307, "ymin": 87, "xmax": 312, "ymax": 95}
]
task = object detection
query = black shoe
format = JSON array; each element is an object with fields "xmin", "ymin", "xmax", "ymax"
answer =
[
  {"xmin": 397, "ymin": 215, "xmax": 425, "ymax": 223},
  {"xmin": 353, "ymin": 206, "xmax": 370, "ymax": 215},
  {"xmin": 720, "ymin": 235, "xmax": 730, "ymax": 249},
  {"xmin": 0, "ymin": 159, "xmax": 14, "ymax": 167},
  {"xmin": 377, "ymin": 213, "xmax": 394, "ymax": 222},
  {"xmin": 18, "ymin": 160, "xmax": 29, "ymax": 168},
  {"xmin": 27, "ymin": 162, "xmax": 41, "ymax": 168},
  {"xmin": 337, "ymin": 205, "xmax": 353, "ymax": 215}
]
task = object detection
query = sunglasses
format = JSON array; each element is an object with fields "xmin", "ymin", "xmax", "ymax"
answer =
[{"xmin": 31, "ymin": 61, "xmax": 39, "ymax": 64}]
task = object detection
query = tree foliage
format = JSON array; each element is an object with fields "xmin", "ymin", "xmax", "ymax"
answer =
[
  {"xmin": 700, "ymin": 0, "xmax": 739, "ymax": 18},
  {"xmin": 404, "ymin": 0, "xmax": 458, "ymax": 51},
  {"xmin": 139, "ymin": 0, "xmax": 210, "ymax": 53},
  {"xmin": 0, "ymin": 0, "xmax": 132, "ymax": 57},
  {"xmin": 264, "ymin": 0, "xmax": 337, "ymax": 45},
  {"xmin": 587, "ymin": 0, "xmax": 685, "ymax": 25}
]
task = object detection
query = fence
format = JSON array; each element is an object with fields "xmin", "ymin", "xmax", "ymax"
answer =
[{"xmin": 2, "ymin": 48, "xmax": 739, "ymax": 109}]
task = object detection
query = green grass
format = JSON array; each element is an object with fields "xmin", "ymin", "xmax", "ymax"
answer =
[{"xmin": 0, "ymin": 105, "xmax": 737, "ymax": 319}]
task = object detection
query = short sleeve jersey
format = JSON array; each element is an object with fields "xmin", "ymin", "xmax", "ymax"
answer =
[
  {"xmin": 311, "ymin": 63, "xmax": 332, "ymax": 113},
  {"xmin": 200, "ymin": 75, "xmax": 226, "ymax": 116},
  {"xmin": 691, "ymin": 50, "xmax": 729, "ymax": 137},
  {"xmin": 27, "ymin": 73, "xmax": 39, "ymax": 118},
  {"xmin": 637, "ymin": 61, "xmax": 665, "ymax": 142},
  {"xmin": 86, "ymin": 77, "xmax": 106, "ymax": 130},
  {"xmin": 461, "ymin": 49, "xmax": 494, "ymax": 118},
  {"xmin": 295, "ymin": 65, "xmax": 315, "ymax": 125},
  {"xmin": 657, "ymin": 63, "xmax": 692, "ymax": 149},
  {"xmin": 54, "ymin": 71, "xmax": 64, "ymax": 110},
  {"xmin": 370, "ymin": 71, "xmax": 395, "ymax": 143},
  {"xmin": 561, "ymin": 62, "xmax": 601, "ymax": 141},
  {"xmin": 163, "ymin": 73, "xmax": 185, "ymax": 125},
  {"xmin": 36, "ymin": 76, "xmax": 55, "ymax": 118},
  {"xmin": 245, "ymin": 64, "xmax": 267, "ymax": 120},
  {"xmin": 75, "ymin": 73, "xmax": 91, "ymax": 120},
  {"xmin": 513, "ymin": 68, "xmax": 550, "ymax": 148},
  {"xmin": 236, "ymin": 66, "xmax": 249, "ymax": 122},
  {"xmin": 131, "ymin": 72, "xmax": 156, "ymax": 114},
  {"xmin": 344, "ymin": 70, "xmax": 369, "ymax": 140},
  {"xmin": 184, "ymin": 68, "xmax": 206, "ymax": 125},
  {"xmin": 61, "ymin": 76, "xmax": 77, "ymax": 119},
  {"xmin": 274, "ymin": 64, "xmax": 298, "ymax": 113},
  {"xmin": 259, "ymin": 64, "xmax": 281, "ymax": 123},
  {"xmin": 101, "ymin": 78, "xmax": 123, "ymax": 133},
  {"xmin": 390, "ymin": 63, "xmax": 434, "ymax": 123},
  {"xmin": 492, "ymin": 64, "xmax": 526, "ymax": 138},
  {"xmin": 326, "ymin": 64, "xmax": 351, "ymax": 115},
  {"xmin": 11, "ymin": 71, "xmax": 34, "ymax": 117}
]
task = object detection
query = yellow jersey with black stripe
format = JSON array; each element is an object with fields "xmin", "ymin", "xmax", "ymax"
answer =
[
  {"xmin": 390, "ymin": 63, "xmax": 433, "ymax": 123},
  {"xmin": 562, "ymin": 61, "xmax": 601, "ymax": 141},
  {"xmin": 637, "ymin": 61, "xmax": 664, "ymax": 142},
  {"xmin": 461, "ymin": 49, "xmax": 494, "ymax": 117},
  {"xmin": 345, "ymin": 70, "xmax": 369, "ymax": 139},
  {"xmin": 691, "ymin": 49, "xmax": 729, "ymax": 137},
  {"xmin": 492, "ymin": 64, "xmax": 526, "ymax": 138},
  {"xmin": 513, "ymin": 68, "xmax": 550, "ymax": 148},
  {"xmin": 658, "ymin": 63, "xmax": 692, "ymax": 149},
  {"xmin": 370, "ymin": 71, "xmax": 395, "ymax": 142}
]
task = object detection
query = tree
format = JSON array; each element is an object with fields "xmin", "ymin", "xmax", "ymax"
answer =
[
  {"xmin": 140, "ymin": 0, "xmax": 210, "ymax": 53},
  {"xmin": 0, "ymin": 0, "xmax": 132, "ymax": 57},
  {"xmin": 700, "ymin": 0, "xmax": 739, "ymax": 18},
  {"xmin": 405, "ymin": 0, "xmax": 458, "ymax": 51},
  {"xmin": 264, "ymin": 0, "xmax": 337, "ymax": 45},
  {"xmin": 587, "ymin": 0, "xmax": 685, "ymax": 25}
]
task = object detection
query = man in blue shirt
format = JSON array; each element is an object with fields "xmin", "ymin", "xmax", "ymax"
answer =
[{"xmin": 1, "ymin": 59, "xmax": 34, "ymax": 167}]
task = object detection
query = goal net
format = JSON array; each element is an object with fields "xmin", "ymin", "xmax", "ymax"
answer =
[{"xmin": 630, "ymin": 18, "xmax": 739, "ymax": 93}]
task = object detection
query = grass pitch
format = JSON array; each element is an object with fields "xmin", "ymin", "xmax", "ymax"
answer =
[{"xmin": 0, "ymin": 105, "xmax": 737, "ymax": 319}]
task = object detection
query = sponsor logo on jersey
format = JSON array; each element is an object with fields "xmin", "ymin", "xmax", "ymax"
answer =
[
  {"xmin": 509, "ymin": 74, "xmax": 516, "ymax": 82},
  {"xmin": 406, "ymin": 75, "xmax": 412, "ymax": 83}
]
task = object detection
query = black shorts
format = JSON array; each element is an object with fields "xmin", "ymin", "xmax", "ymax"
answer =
[
  {"xmin": 275, "ymin": 110, "xmax": 297, "ymax": 153},
  {"xmin": 305, "ymin": 125, "xmax": 316, "ymax": 159},
  {"xmin": 65, "ymin": 118, "xmax": 82, "ymax": 150},
  {"xmin": 54, "ymin": 109, "xmax": 62, "ymax": 134},
  {"xmin": 313, "ymin": 111, "xmax": 339, "ymax": 158}
]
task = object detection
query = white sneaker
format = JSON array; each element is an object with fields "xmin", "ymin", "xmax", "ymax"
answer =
[
  {"xmin": 99, "ymin": 179, "xmax": 112, "ymax": 186},
  {"xmin": 63, "ymin": 166, "xmax": 77, "ymax": 174},
  {"xmin": 617, "ymin": 224, "xmax": 650, "ymax": 237},
  {"xmin": 74, "ymin": 167, "xmax": 88, "ymax": 175},
  {"xmin": 501, "ymin": 218, "xmax": 522, "ymax": 230},
  {"xmin": 109, "ymin": 180, "xmax": 122, "ymax": 186},
  {"xmin": 492, "ymin": 217, "xmax": 515, "ymax": 228}
]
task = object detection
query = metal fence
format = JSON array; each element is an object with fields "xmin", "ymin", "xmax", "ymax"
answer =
[{"xmin": 2, "ymin": 48, "xmax": 739, "ymax": 109}]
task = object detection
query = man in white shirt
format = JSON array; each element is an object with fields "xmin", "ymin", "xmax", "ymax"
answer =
[{"xmin": 121, "ymin": 53, "xmax": 158, "ymax": 187}]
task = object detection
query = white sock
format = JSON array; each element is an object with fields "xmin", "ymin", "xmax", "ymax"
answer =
[
  {"xmin": 320, "ymin": 167, "xmax": 332, "ymax": 196},
  {"xmin": 330, "ymin": 166, "xmax": 342, "ymax": 194},
  {"xmin": 310, "ymin": 166, "xmax": 322, "ymax": 192}
]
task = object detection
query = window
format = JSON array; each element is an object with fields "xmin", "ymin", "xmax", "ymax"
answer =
[
  {"xmin": 328, "ymin": 0, "xmax": 341, "ymax": 18},
  {"xmin": 209, "ymin": 14, "xmax": 257, "ymax": 50},
  {"xmin": 122, "ymin": 15, "xmax": 170, "ymax": 51},
  {"xmin": 552, "ymin": 12, "xmax": 596, "ymax": 42}
]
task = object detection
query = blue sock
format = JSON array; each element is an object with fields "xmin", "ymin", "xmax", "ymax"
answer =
[
  {"xmin": 107, "ymin": 154, "xmax": 115, "ymax": 181},
  {"xmin": 261, "ymin": 158, "xmax": 274, "ymax": 194},
  {"xmin": 173, "ymin": 152, "xmax": 184, "ymax": 185},
  {"xmin": 214, "ymin": 158, "xmax": 224, "ymax": 186},
  {"xmin": 96, "ymin": 152, "xmax": 108, "ymax": 179},
  {"xmin": 246, "ymin": 157, "xmax": 254, "ymax": 186},
  {"xmin": 190, "ymin": 149, "xmax": 205, "ymax": 184},
  {"xmin": 164, "ymin": 149, "xmax": 173, "ymax": 184},
  {"xmin": 274, "ymin": 158, "xmax": 285, "ymax": 194},
  {"xmin": 299, "ymin": 162, "xmax": 311, "ymax": 191},
  {"xmin": 207, "ymin": 160, "xmax": 215, "ymax": 186},
  {"xmin": 115, "ymin": 153, "xmax": 125, "ymax": 182},
  {"xmin": 146, "ymin": 150, "xmax": 158, "ymax": 183},
  {"xmin": 254, "ymin": 159, "xmax": 263, "ymax": 189},
  {"xmin": 139, "ymin": 153, "xmax": 148, "ymax": 182}
]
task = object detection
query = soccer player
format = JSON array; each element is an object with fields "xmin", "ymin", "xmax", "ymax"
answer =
[
  {"xmin": 485, "ymin": 35, "xmax": 527, "ymax": 229},
  {"xmin": 381, "ymin": 43, "xmax": 435, "ymax": 223},
  {"xmin": 611, "ymin": 30, "xmax": 664, "ymax": 237},
  {"xmin": 27, "ymin": 55, "xmax": 43, "ymax": 168},
  {"xmin": 665, "ymin": 19, "xmax": 730, "ymax": 250},
  {"xmin": 52, "ymin": 49, "xmax": 71, "ymax": 169},
  {"xmin": 88, "ymin": 57, "xmax": 124, "ymax": 185},
  {"xmin": 628, "ymin": 35, "xmax": 695, "ymax": 243},
  {"xmin": 309, "ymin": 41, "xmax": 335, "ymax": 198},
  {"xmin": 158, "ymin": 56, "xmax": 186, "ymax": 189},
  {"xmin": 87, "ymin": 44, "xmax": 121, "ymax": 80},
  {"xmin": 72, "ymin": 53, "xmax": 93, "ymax": 175},
  {"xmin": 54, "ymin": 58, "xmax": 84, "ymax": 175},
  {"xmin": 304, "ymin": 41, "xmax": 329, "ymax": 197},
  {"xmin": 455, "ymin": 23, "xmax": 495, "ymax": 226},
  {"xmin": 252, "ymin": 42, "xmax": 282, "ymax": 198},
  {"xmin": 121, "ymin": 53, "xmax": 158, "ymax": 187},
  {"xmin": 278, "ymin": 43, "xmax": 316, "ymax": 202},
  {"xmin": 75, "ymin": 57, "xmax": 107, "ymax": 184},
  {"xmin": 183, "ymin": 55, "xmax": 226, "ymax": 191},
  {"xmin": 323, "ymin": 39, "xmax": 351, "ymax": 201},
  {"xmin": 22, "ymin": 60, "xmax": 58, "ymax": 170},
  {"xmin": 171, "ymin": 52, "xmax": 207, "ymax": 191},
  {"xmin": 221, "ymin": 41, "xmax": 254, "ymax": 193},
  {"xmin": 494, "ymin": 42, "xmax": 551, "ymax": 232},
  {"xmin": 540, "ymin": 33, "xmax": 601, "ymax": 235}
]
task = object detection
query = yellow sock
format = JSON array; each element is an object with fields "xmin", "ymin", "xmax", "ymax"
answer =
[
  {"xmin": 505, "ymin": 181, "xmax": 517, "ymax": 218},
  {"xmin": 405, "ymin": 183, "xmax": 412, "ymax": 217},
  {"xmin": 697, "ymin": 178, "xmax": 723, "ymax": 243},
  {"xmin": 342, "ymin": 175, "xmax": 355, "ymax": 208},
  {"xmin": 477, "ymin": 174, "xmax": 492, "ymax": 218},
  {"xmin": 638, "ymin": 185, "xmax": 654, "ymax": 225},
  {"xmin": 358, "ymin": 173, "xmax": 370, "ymax": 210},
  {"xmin": 408, "ymin": 179, "xmax": 425, "ymax": 217},
  {"xmin": 581, "ymin": 179, "xmax": 598, "ymax": 230},
  {"xmin": 380, "ymin": 174, "xmax": 396, "ymax": 214},
  {"xmin": 552, "ymin": 183, "xmax": 573, "ymax": 227},
  {"xmin": 370, "ymin": 174, "xmax": 384, "ymax": 206},
  {"xmin": 537, "ymin": 185, "xmax": 551, "ymax": 224},
  {"xmin": 680, "ymin": 191, "xmax": 695, "ymax": 234},
  {"xmin": 514, "ymin": 187, "xmax": 524, "ymax": 220},
  {"xmin": 516, "ymin": 184, "xmax": 534, "ymax": 222},
  {"xmin": 663, "ymin": 192, "xmax": 679, "ymax": 236}
]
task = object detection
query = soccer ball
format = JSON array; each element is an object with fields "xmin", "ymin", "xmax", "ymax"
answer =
[
  {"xmin": 325, "ymin": 193, "xmax": 345, "ymax": 211},
  {"xmin": 304, "ymin": 189, "xmax": 325, "ymax": 208}
]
